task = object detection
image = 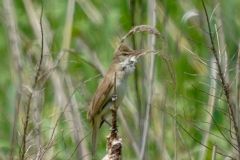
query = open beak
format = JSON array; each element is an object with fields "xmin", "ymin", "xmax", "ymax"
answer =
[
  {"xmin": 129, "ymin": 50, "xmax": 143, "ymax": 63},
  {"xmin": 132, "ymin": 50, "xmax": 143, "ymax": 56}
]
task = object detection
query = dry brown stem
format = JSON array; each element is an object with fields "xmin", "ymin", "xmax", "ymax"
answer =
[
  {"xmin": 103, "ymin": 72, "xmax": 122, "ymax": 160},
  {"xmin": 202, "ymin": 0, "xmax": 240, "ymax": 157}
]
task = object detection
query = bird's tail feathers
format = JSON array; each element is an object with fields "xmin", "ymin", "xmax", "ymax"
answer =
[{"xmin": 91, "ymin": 117, "xmax": 100, "ymax": 157}]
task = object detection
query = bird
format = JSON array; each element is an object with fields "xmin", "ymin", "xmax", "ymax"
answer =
[{"xmin": 87, "ymin": 44, "xmax": 142, "ymax": 156}]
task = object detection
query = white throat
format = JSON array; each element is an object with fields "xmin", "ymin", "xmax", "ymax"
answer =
[{"xmin": 120, "ymin": 56, "xmax": 137, "ymax": 76}]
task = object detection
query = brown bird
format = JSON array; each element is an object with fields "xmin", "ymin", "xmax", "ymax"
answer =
[{"xmin": 87, "ymin": 45, "xmax": 142, "ymax": 156}]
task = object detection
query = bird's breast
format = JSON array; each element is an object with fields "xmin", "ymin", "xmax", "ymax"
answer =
[
  {"xmin": 115, "ymin": 78, "xmax": 127, "ymax": 105},
  {"xmin": 99, "ymin": 78, "xmax": 127, "ymax": 119}
]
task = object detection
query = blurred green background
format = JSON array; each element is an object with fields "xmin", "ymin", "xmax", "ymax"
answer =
[{"xmin": 0, "ymin": 0, "xmax": 240, "ymax": 159}]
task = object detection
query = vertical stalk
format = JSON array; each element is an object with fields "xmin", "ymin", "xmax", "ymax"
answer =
[
  {"xmin": 199, "ymin": 57, "xmax": 217, "ymax": 160},
  {"xmin": 211, "ymin": 144, "xmax": 217, "ymax": 160},
  {"xmin": 202, "ymin": 0, "xmax": 240, "ymax": 156},
  {"xmin": 61, "ymin": 0, "xmax": 75, "ymax": 69},
  {"xmin": 130, "ymin": 0, "xmax": 142, "ymax": 136},
  {"xmin": 140, "ymin": 1, "xmax": 156, "ymax": 159},
  {"xmin": 237, "ymin": 45, "xmax": 240, "ymax": 136},
  {"xmin": 2, "ymin": 0, "xmax": 23, "ymax": 158}
]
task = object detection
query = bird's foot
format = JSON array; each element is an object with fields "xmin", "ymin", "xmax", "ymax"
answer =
[
  {"xmin": 109, "ymin": 126, "xmax": 118, "ymax": 133},
  {"xmin": 111, "ymin": 94, "xmax": 118, "ymax": 102}
]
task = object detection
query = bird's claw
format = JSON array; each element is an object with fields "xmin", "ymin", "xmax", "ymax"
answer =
[
  {"xmin": 112, "ymin": 94, "xmax": 118, "ymax": 101},
  {"xmin": 109, "ymin": 126, "xmax": 118, "ymax": 132}
]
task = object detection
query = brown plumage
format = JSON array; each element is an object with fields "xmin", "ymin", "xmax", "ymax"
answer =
[{"xmin": 87, "ymin": 45, "xmax": 141, "ymax": 156}]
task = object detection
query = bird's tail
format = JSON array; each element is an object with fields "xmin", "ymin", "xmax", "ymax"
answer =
[{"xmin": 91, "ymin": 117, "xmax": 100, "ymax": 157}]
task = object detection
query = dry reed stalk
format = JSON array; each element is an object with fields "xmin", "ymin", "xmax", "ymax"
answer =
[
  {"xmin": 2, "ymin": 0, "xmax": 23, "ymax": 159},
  {"xmin": 130, "ymin": 0, "xmax": 142, "ymax": 139},
  {"xmin": 198, "ymin": 57, "xmax": 217, "ymax": 160},
  {"xmin": 202, "ymin": 0, "xmax": 240, "ymax": 157},
  {"xmin": 103, "ymin": 73, "xmax": 122, "ymax": 160},
  {"xmin": 20, "ymin": 0, "xmax": 89, "ymax": 159},
  {"xmin": 140, "ymin": 1, "xmax": 157, "ymax": 160},
  {"xmin": 60, "ymin": 1, "xmax": 89, "ymax": 158},
  {"xmin": 61, "ymin": 0, "xmax": 75, "ymax": 69},
  {"xmin": 237, "ymin": 45, "xmax": 240, "ymax": 137},
  {"xmin": 211, "ymin": 144, "xmax": 217, "ymax": 160},
  {"xmin": 19, "ymin": 1, "xmax": 44, "ymax": 159}
]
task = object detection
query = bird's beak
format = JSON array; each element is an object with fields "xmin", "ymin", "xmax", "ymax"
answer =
[
  {"xmin": 129, "ymin": 50, "xmax": 143, "ymax": 63},
  {"xmin": 132, "ymin": 50, "xmax": 143, "ymax": 56}
]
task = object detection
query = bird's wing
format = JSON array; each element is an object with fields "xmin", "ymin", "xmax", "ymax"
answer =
[{"xmin": 87, "ymin": 73, "xmax": 114, "ymax": 118}]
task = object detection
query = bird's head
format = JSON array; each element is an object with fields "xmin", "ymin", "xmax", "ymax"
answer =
[{"xmin": 112, "ymin": 45, "xmax": 142, "ymax": 74}]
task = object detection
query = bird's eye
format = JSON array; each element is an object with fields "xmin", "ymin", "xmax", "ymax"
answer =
[{"xmin": 122, "ymin": 53, "xmax": 128, "ymax": 56}]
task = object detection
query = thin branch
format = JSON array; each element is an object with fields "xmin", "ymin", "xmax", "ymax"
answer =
[
  {"xmin": 20, "ymin": 1, "xmax": 44, "ymax": 159},
  {"xmin": 181, "ymin": 115, "xmax": 234, "ymax": 137},
  {"xmin": 191, "ymin": 85, "xmax": 227, "ymax": 103},
  {"xmin": 202, "ymin": 0, "xmax": 240, "ymax": 155},
  {"xmin": 209, "ymin": 3, "xmax": 220, "ymax": 21},
  {"xmin": 184, "ymin": 72, "xmax": 222, "ymax": 86},
  {"xmin": 204, "ymin": 108, "xmax": 238, "ymax": 150},
  {"xmin": 188, "ymin": 25, "xmax": 210, "ymax": 35},
  {"xmin": 163, "ymin": 109, "xmax": 236, "ymax": 159},
  {"xmin": 177, "ymin": 114, "xmax": 230, "ymax": 142},
  {"xmin": 181, "ymin": 34, "xmax": 211, "ymax": 49},
  {"xmin": 68, "ymin": 132, "xmax": 91, "ymax": 160},
  {"xmin": 176, "ymin": 128, "xmax": 193, "ymax": 160},
  {"xmin": 237, "ymin": 44, "xmax": 240, "ymax": 137},
  {"xmin": 183, "ymin": 45, "xmax": 208, "ymax": 65},
  {"xmin": 34, "ymin": 0, "xmax": 44, "ymax": 87},
  {"xmin": 194, "ymin": 58, "xmax": 219, "ymax": 73},
  {"xmin": 111, "ymin": 72, "xmax": 117, "ymax": 138},
  {"xmin": 37, "ymin": 76, "xmax": 95, "ymax": 159},
  {"xmin": 181, "ymin": 96, "xmax": 230, "ymax": 118},
  {"xmin": 199, "ymin": 82, "xmax": 222, "ymax": 93}
]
